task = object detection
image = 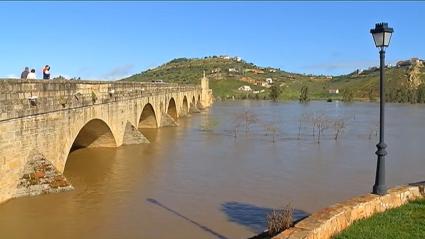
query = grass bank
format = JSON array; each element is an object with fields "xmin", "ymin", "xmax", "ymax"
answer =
[{"xmin": 334, "ymin": 198, "xmax": 425, "ymax": 239}]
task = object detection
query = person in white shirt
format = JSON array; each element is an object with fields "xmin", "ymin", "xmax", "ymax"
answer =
[{"xmin": 27, "ymin": 69, "xmax": 36, "ymax": 79}]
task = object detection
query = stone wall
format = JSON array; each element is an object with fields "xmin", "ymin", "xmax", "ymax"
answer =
[
  {"xmin": 273, "ymin": 183, "xmax": 425, "ymax": 239},
  {"xmin": 0, "ymin": 79, "xmax": 212, "ymax": 204}
]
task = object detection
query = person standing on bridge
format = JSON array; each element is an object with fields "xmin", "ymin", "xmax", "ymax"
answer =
[
  {"xmin": 20, "ymin": 67, "xmax": 29, "ymax": 79},
  {"xmin": 42, "ymin": 65, "xmax": 51, "ymax": 79},
  {"xmin": 27, "ymin": 69, "xmax": 36, "ymax": 80}
]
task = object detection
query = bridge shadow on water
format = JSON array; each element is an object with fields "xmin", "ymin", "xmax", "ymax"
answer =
[
  {"xmin": 146, "ymin": 198, "xmax": 229, "ymax": 239},
  {"xmin": 220, "ymin": 201, "xmax": 309, "ymax": 234}
]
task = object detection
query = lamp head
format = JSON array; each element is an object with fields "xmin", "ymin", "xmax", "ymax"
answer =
[{"xmin": 370, "ymin": 23, "xmax": 394, "ymax": 48}]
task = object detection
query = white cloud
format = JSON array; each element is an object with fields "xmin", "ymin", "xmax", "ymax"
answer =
[
  {"xmin": 305, "ymin": 60, "xmax": 377, "ymax": 71},
  {"xmin": 100, "ymin": 64, "xmax": 135, "ymax": 81},
  {"xmin": 1, "ymin": 74, "xmax": 19, "ymax": 79},
  {"xmin": 303, "ymin": 60, "xmax": 379, "ymax": 74}
]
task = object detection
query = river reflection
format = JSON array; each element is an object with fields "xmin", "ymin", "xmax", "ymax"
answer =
[{"xmin": 0, "ymin": 101, "xmax": 424, "ymax": 239}]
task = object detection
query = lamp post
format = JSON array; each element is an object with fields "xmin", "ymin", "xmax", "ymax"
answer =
[{"xmin": 370, "ymin": 23, "xmax": 394, "ymax": 195}]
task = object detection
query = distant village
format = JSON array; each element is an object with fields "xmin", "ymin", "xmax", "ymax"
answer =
[
  {"xmin": 354, "ymin": 57, "xmax": 424, "ymax": 75},
  {"xmin": 211, "ymin": 55, "xmax": 338, "ymax": 95}
]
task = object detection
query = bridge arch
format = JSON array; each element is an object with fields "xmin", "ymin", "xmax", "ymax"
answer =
[
  {"xmin": 182, "ymin": 96, "xmax": 189, "ymax": 116},
  {"xmin": 197, "ymin": 95, "xmax": 202, "ymax": 108},
  {"xmin": 70, "ymin": 118, "xmax": 117, "ymax": 151},
  {"xmin": 167, "ymin": 98, "xmax": 178, "ymax": 120},
  {"xmin": 138, "ymin": 103, "xmax": 158, "ymax": 128}
]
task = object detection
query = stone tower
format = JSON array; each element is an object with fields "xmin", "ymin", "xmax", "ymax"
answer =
[{"xmin": 200, "ymin": 71, "xmax": 213, "ymax": 108}]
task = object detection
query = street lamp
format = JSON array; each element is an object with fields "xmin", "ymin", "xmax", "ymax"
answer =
[{"xmin": 370, "ymin": 23, "xmax": 394, "ymax": 195}]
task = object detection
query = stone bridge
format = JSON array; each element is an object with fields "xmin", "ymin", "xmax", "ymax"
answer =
[{"xmin": 0, "ymin": 77, "xmax": 212, "ymax": 203}]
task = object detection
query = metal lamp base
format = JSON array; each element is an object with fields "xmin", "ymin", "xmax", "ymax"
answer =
[{"xmin": 372, "ymin": 184, "xmax": 387, "ymax": 195}]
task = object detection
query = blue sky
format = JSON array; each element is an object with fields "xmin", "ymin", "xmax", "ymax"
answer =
[{"xmin": 0, "ymin": 1, "xmax": 424, "ymax": 79}]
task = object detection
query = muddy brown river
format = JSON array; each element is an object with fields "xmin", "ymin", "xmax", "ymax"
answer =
[{"xmin": 0, "ymin": 101, "xmax": 424, "ymax": 239}]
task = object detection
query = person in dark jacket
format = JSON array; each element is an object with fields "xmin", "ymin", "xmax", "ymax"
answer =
[
  {"xmin": 43, "ymin": 65, "xmax": 51, "ymax": 79},
  {"xmin": 20, "ymin": 67, "xmax": 29, "ymax": 79}
]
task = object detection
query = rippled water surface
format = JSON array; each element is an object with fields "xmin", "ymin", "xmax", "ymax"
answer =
[{"xmin": 0, "ymin": 101, "xmax": 424, "ymax": 239}]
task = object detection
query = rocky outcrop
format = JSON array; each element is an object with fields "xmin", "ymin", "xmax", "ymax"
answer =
[{"xmin": 407, "ymin": 59, "xmax": 424, "ymax": 88}]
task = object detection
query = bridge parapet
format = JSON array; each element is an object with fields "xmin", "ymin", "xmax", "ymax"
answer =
[{"xmin": 0, "ymin": 79, "xmax": 199, "ymax": 121}]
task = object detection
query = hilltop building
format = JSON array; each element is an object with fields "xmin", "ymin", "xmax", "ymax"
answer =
[
  {"xmin": 219, "ymin": 55, "xmax": 242, "ymax": 62},
  {"xmin": 396, "ymin": 58, "xmax": 424, "ymax": 67}
]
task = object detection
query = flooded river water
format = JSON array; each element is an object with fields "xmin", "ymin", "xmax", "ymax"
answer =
[{"xmin": 0, "ymin": 101, "xmax": 424, "ymax": 239}]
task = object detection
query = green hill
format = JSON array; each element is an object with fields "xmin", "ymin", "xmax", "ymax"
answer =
[{"xmin": 121, "ymin": 56, "xmax": 425, "ymax": 103}]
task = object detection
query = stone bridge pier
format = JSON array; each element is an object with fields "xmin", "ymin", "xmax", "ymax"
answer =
[{"xmin": 0, "ymin": 78, "xmax": 212, "ymax": 203}]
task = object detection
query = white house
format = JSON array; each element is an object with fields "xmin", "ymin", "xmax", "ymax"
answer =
[
  {"xmin": 265, "ymin": 78, "xmax": 273, "ymax": 84},
  {"xmin": 261, "ymin": 82, "xmax": 271, "ymax": 88},
  {"xmin": 228, "ymin": 68, "xmax": 238, "ymax": 73},
  {"xmin": 329, "ymin": 89, "xmax": 339, "ymax": 94},
  {"xmin": 238, "ymin": 85, "xmax": 252, "ymax": 91}
]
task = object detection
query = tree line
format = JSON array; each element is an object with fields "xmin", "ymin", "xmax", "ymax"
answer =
[{"xmin": 385, "ymin": 84, "xmax": 425, "ymax": 103}]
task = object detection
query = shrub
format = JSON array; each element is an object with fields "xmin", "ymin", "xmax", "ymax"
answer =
[
  {"xmin": 267, "ymin": 203, "xmax": 294, "ymax": 236},
  {"xmin": 91, "ymin": 91, "xmax": 98, "ymax": 103}
]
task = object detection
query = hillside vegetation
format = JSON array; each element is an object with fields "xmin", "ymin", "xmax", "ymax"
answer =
[{"xmin": 122, "ymin": 56, "xmax": 425, "ymax": 103}]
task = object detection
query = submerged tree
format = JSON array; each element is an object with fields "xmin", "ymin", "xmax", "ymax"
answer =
[
  {"xmin": 299, "ymin": 85, "xmax": 309, "ymax": 103},
  {"xmin": 232, "ymin": 110, "xmax": 259, "ymax": 137},
  {"xmin": 269, "ymin": 85, "xmax": 281, "ymax": 102},
  {"xmin": 264, "ymin": 121, "xmax": 280, "ymax": 143},
  {"xmin": 307, "ymin": 112, "xmax": 334, "ymax": 143},
  {"xmin": 333, "ymin": 118, "xmax": 346, "ymax": 141},
  {"xmin": 297, "ymin": 113, "xmax": 310, "ymax": 140},
  {"xmin": 315, "ymin": 114, "xmax": 331, "ymax": 144}
]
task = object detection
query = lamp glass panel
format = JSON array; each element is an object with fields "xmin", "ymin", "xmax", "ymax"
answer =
[
  {"xmin": 372, "ymin": 32, "xmax": 384, "ymax": 47},
  {"xmin": 384, "ymin": 32, "xmax": 392, "ymax": 46}
]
